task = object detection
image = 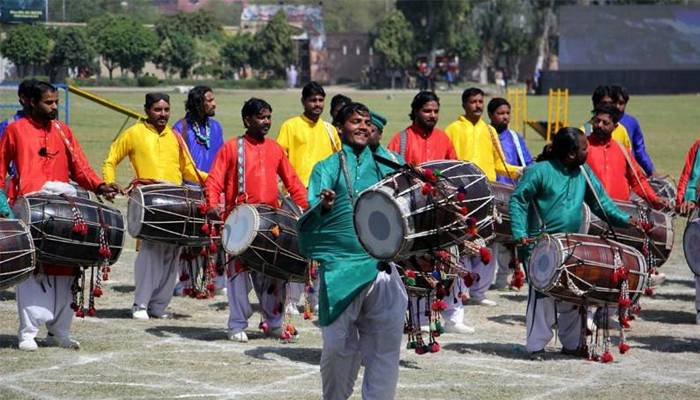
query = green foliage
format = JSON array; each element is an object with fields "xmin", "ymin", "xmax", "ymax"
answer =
[
  {"xmin": 167, "ymin": 10, "xmax": 223, "ymax": 39},
  {"xmin": 0, "ymin": 24, "xmax": 50, "ymax": 76},
  {"xmin": 89, "ymin": 14, "xmax": 158, "ymax": 79},
  {"xmin": 48, "ymin": 27, "xmax": 98, "ymax": 79},
  {"xmin": 249, "ymin": 11, "xmax": 295, "ymax": 79},
  {"xmin": 324, "ymin": 0, "xmax": 392, "ymax": 33},
  {"xmin": 137, "ymin": 73, "xmax": 159, "ymax": 87},
  {"xmin": 372, "ymin": 11, "xmax": 415, "ymax": 70},
  {"xmin": 396, "ymin": 0, "xmax": 471, "ymax": 54},
  {"xmin": 220, "ymin": 33, "xmax": 254, "ymax": 73}
]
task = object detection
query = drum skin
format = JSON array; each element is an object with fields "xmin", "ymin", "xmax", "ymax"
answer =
[
  {"xmin": 587, "ymin": 199, "xmax": 673, "ymax": 266},
  {"xmin": 0, "ymin": 219, "xmax": 36, "ymax": 290},
  {"xmin": 13, "ymin": 194, "xmax": 124, "ymax": 267},
  {"xmin": 683, "ymin": 208, "xmax": 700, "ymax": 276},
  {"xmin": 489, "ymin": 182, "xmax": 591, "ymax": 242},
  {"xmin": 528, "ymin": 233, "xmax": 647, "ymax": 305},
  {"xmin": 649, "ymin": 175, "xmax": 677, "ymax": 214},
  {"xmin": 224, "ymin": 204, "xmax": 307, "ymax": 282},
  {"xmin": 354, "ymin": 160, "xmax": 494, "ymax": 260},
  {"xmin": 128, "ymin": 184, "xmax": 217, "ymax": 246}
]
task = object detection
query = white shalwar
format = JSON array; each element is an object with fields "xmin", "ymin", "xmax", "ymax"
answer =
[
  {"xmin": 493, "ymin": 242, "xmax": 512, "ymax": 289},
  {"xmin": 525, "ymin": 286, "xmax": 583, "ymax": 352},
  {"xmin": 696, "ymin": 276, "xmax": 700, "ymax": 312},
  {"xmin": 321, "ymin": 264, "xmax": 408, "ymax": 400},
  {"xmin": 227, "ymin": 271, "xmax": 285, "ymax": 331},
  {"xmin": 461, "ymin": 247, "xmax": 497, "ymax": 301},
  {"xmin": 133, "ymin": 240, "xmax": 182, "ymax": 316},
  {"xmin": 17, "ymin": 273, "xmax": 75, "ymax": 342}
]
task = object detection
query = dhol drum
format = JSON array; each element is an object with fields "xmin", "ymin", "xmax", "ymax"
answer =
[
  {"xmin": 0, "ymin": 219, "xmax": 36, "ymax": 290},
  {"xmin": 683, "ymin": 208, "xmax": 700, "ymax": 276},
  {"xmin": 650, "ymin": 175, "xmax": 677, "ymax": 213},
  {"xmin": 13, "ymin": 194, "xmax": 124, "ymax": 267},
  {"xmin": 354, "ymin": 160, "xmax": 494, "ymax": 261},
  {"xmin": 528, "ymin": 233, "xmax": 648, "ymax": 305},
  {"xmin": 221, "ymin": 204, "xmax": 308, "ymax": 282},
  {"xmin": 128, "ymin": 184, "xmax": 219, "ymax": 246},
  {"xmin": 587, "ymin": 199, "xmax": 673, "ymax": 266},
  {"xmin": 490, "ymin": 181, "xmax": 592, "ymax": 241}
]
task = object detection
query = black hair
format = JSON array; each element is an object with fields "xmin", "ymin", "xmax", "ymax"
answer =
[
  {"xmin": 592, "ymin": 104, "xmax": 622, "ymax": 124},
  {"xmin": 241, "ymin": 97, "xmax": 272, "ymax": 121},
  {"xmin": 536, "ymin": 127, "xmax": 584, "ymax": 162},
  {"xmin": 301, "ymin": 81, "xmax": 325, "ymax": 100},
  {"xmin": 591, "ymin": 85, "xmax": 612, "ymax": 107},
  {"xmin": 18, "ymin": 78, "xmax": 38, "ymax": 98},
  {"xmin": 28, "ymin": 81, "xmax": 56, "ymax": 104},
  {"xmin": 461, "ymin": 87, "xmax": 484, "ymax": 104},
  {"xmin": 335, "ymin": 102, "xmax": 369, "ymax": 127},
  {"xmin": 610, "ymin": 85, "xmax": 629, "ymax": 104},
  {"xmin": 185, "ymin": 85, "xmax": 213, "ymax": 119},
  {"xmin": 409, "ymin": 91, "xmax": 439, "ymax": 121},
  {"xmin": 330, "ymin": 94, "xmax": 352, "ymax": 113},
  {"xmin": 145, "ymin": 92, "xmax": 170, "ymax": 109},
  {"xmin": 487, "ymin": 97, "xmax": 510, "ymax": 115}
]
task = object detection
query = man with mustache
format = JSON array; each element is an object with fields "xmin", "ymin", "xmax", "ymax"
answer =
[
  {"xmin": 277, "ymin": 81, "xmax": 339, "ymax": 315},
  {"xmin": 173, "ymin": 86, "xmax": 226, "ymax": 297},
  {"xmin": 582, "ymin": 86, "xmax": 632, "ymax": 150},
  {"xmin": 206, "ymin": 98, "xmax": 308, "ymax": 342},
  {"xmin": 445, "ymin": 88, "xmax": 522, "ymax": 312},
  {"xmin": 298, "ymin": 102, "xmax": 407, "ymax": 400},
  {"xmin": 103, "ymin": 92, "xmax": 206, "ymax": 321},
  {"xmin": 0, "ymin": 81, "xmax": 120, "ymax": 351}
]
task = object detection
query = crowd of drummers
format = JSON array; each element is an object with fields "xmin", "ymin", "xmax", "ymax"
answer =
[{"xmin": 0, "ymin": 78, "xmax": 698, "ymax": 399}]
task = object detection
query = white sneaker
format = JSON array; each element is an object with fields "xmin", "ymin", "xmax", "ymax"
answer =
[
  {"xmin": 132, "ymin": 308, "xmax": 149, "ymax": 320},
  {"xmin": 443, "ymin": 322, "xmax": 475, "ymax": 334},
  {"xmin": 46, "ymin": 335, "xmax": 80, "ymax": 350},
  {"xmin": 473, "ymin": 298, "xmax": 498, "ymax": 307},
  {"xmin": 227, "ymin": 329, "xmax": 248, "ymax": 342},
  {"xmin": 649, "ymin": 272, "xmax": 666, "ymax": 287},
  {"xmin": 285, "ymin": 302, "xmax": 300, "ymax": 315},
  {"xmin": 18, "ymin": 339, "xmax": 38, "ymax": 351}
]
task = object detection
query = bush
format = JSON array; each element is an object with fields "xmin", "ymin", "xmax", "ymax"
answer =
[
  {"xmin": 137, "ymin": 74, "xmax": 160, "ymax": 87},
  {"xmin": 68, "ymin": 77, "xmax": 286, "ymax": 90}
]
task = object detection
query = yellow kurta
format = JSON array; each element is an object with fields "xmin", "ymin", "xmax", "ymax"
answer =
[
  {"xmin": 276, "ymin": 114, "xmax": 339, "ymax": 186},
  {"xmin": 445, "ymin": 115, "xmax": 521, "ymax": 181},
  {"xmin": 102, "ymin": 121, "xmax": 205, "ymax": 185},
  {"xmin": 581, "ymin": 121, "xmax": 632, "ymax": 150}
]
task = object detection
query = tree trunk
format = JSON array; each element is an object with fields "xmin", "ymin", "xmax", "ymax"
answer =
[{"xmin": 478, "ymin": 49, "xmax": 491, "ymax": 85}]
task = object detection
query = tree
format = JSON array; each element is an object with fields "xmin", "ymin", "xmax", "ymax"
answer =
[
  {"xmin": 325, "ymin": 0, "xmax": 392, "ymax": 33},
  {"xmin": 48, "ymin": 27, "xmax": 98, "ymax": 80},
  {"xmin": 372, "ymin": 11, "xmax": 414, "ymax": 89},
  {"xmin": 220, "ymin": 33, "xmax": 253, "ymax": 77},
  {"xmin": 153, "ymin": 18, "xmax": 197, "ymax": 79},
  {"xmin": 89, "ymin": 14, "xmax": 158, "ymax": 79},
  {"xmin": 396, "ymin": 0, "xmax": 472, "ymax": 56},
  {"xmin": 249, "ymin": 11, "xmax": 295, "ymax": 79},
  {"xmin": 0, "ymin": 24, "xmax": 50, "ymax": 77}
]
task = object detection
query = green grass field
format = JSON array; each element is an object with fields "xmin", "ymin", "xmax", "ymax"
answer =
[{"xmin": 0, "ymin": 87, "xmax": 699, "ymax": 399}]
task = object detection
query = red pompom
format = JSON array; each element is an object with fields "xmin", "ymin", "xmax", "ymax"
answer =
[
  {"xmin": 102, "ymin": 273, "xmax": 109, "ymax": 281},
  {"xmin": 197, "ymin": 202, "xmax": 208, "ymax": 216},
  {"xmin": 431, "ymin": 299, "xmax": 448, "ymax": 312},
  {"xmin": 456, "ymin": 192, "xmax": 466, "ymax": 202},
  {"xmin": 415, "ymin": 345, "xmax": 426, "ymax": 355},
  {"xmin": 619, "ymin": 342, "xmax": 631, "ymax": 354},
  {"xmin": 87, "ymin": 307, "xmax": 96, "ymax": 317},
  {"xmin": 421, "ymin": 183, "xmax": 433, "ymax": 195},
  {"xmin": 430, "ymin": 342, "xmax": 441, "ymax": 353},
  {"xmin": 183, "ymin": 288, "xmax": 193, "ymax": 297},
  {"xmin": 618, "ymin": 296, "xmax": 632, "ymax": 308},
  {"xmin": 511, "ymin": 268, "xmax": 526, "ymax": 290},
  {"xmin": 70, "ymin": 302, "xmax": 79, "ymax": 311},
  {"xmin": 209, "ymin": 241, "xmax": 218, "ymax": 253},
  {"xmin": 206, "ymin": 283, "xmax": 216, "ymax": 292},
  {"xmin": 405, "ymin": 269, "xmax": 417, "ymax": 278},
  {"xmin": 310, "ymin": 265, "xmax": 318, "ymax": 279},
  {"xmin": 644, "ymin": 287, "xmax": 654, "ymax": 296},
  {"xmin": 463, "ymin": 273, "xmax": 474, "ymax": 288},
  {"xmin": 93, "ymin": 287, "xmax": 103, "ymax": 298},
  {"xmin": 200, "ymin": 223, "xmax": 211, "ymax": 235},
  {"xmin": 259, "ymin": 321, "xmax": 270, "ymax": 334},
  {"xmin": 479, "ymin": 247, "xmax": 491, "ymax": 264},
  {"xmin": 601, "ymin": 351, "xmax": 614, "ymax": 363},
  {"xmin": 179, "ymin": 272, "xmax": 190, "ymax": 282},
  {"xmin": 460, "ymin": 206, "xmax": 469, "ymax": 216},
  {"xmin": 75, "ymin": 309, "xmax": 85, "ymax": 318}
]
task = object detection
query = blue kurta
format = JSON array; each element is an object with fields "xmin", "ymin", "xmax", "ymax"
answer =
[
  {"xmin": 297, "ymin": 144, "xmax": 398, "ymax": 326},
  {"xmin": 620, "ymin": 113, "xmax": 655, "ymax": 176},
  {"xmin": 0, "ymin": 110, "xmax": 24, "ymax": 177},
  {"xmin": 497, "ymin": 129, "xmax": 533, "ymax": 184},
  {"xmin": 173, "ymin": 116, "xmax": 224, "ymax": 173}
]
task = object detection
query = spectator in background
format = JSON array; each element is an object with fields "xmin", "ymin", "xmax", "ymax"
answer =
[
  {"xmin": 286, "ymin": 65, "xmax": 298, "ymax": 89},
  {"xmin": 610, "ymin": 85, "xmax": 656, "ymax": 176}
]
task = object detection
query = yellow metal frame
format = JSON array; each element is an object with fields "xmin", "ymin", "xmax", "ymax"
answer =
[
  {"xmin": 506, "ymin": 87, "xmax": 528, "ymax": 138},
  {"xmin": 67, "ymin": 84, "xmax": 146, "ymax": 121},
  {"xmin": 545, "ymin": 88, "xmax": 569, "ymax": 142}
]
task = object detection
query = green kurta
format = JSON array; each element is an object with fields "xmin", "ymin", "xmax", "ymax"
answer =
[
  {"xmin": 297, "ymin": 144, "xmax": 399, "ymax": 326},
  {"xmin": 510, "ymin": 160, "xmax": 630, "ymax": 240}
]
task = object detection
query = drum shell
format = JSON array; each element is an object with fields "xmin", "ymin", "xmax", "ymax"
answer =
[
  {"xmin": 128, "ymin": 184, "xmax": 217, "ymax": 246},
  {"xmin": 528, "ymin": 233, "xmax": 647, "ymax": 305},
  {"xmin": 13, "ymin": 194, "xmax": 124, "ymax": 267},
  {"xmin": 683, "ymin": 208, "xmax": 700, "ymax": 276},
  {"xmin": 226, "ymin": 205, "xmax": 307, "ymax": 282},
  {"xmin": 354, "ymin": 160, "xmax": 494, "ymax": 260},
  {"xmin": 587, "ymin": 199, "xmax": 673, "ymax": 266},
  {"xmin": 0, "ymin": 219, "xmax": 36, "ymax": 290}
]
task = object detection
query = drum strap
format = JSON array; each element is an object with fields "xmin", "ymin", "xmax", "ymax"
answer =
[
  {"xmin": 323, "ymin": 122, "xmax": 341, "ymax": 152},
  {"xmin": 488, "ymin": 125, "xmax": 518, "ymax": 184},
  {"xmin": 613, "ymin": 140, "xmax": 655, "ymax": 204},
  {"xmin": 52, "ymin": 121, "xmax": 95, "ymax": 191},
  {"xmin": 508, "ymin": 129, "xmax": 527, "ymax": 167},
  {"xmin": 236, "ymin": 136, "xmax": 246, "ymax": 203},
  {"xmin": 399, "ymin": 129, "xmax": 408, "ymax": 159},
  {"xmin": 337, "ymin": 148, "xmax": 355, "ymax": 201},
  {"xmin": 579, "ymin": 165, "xmax": 618, "ymax": 239}
]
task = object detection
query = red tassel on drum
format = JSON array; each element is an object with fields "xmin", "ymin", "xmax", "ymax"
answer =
[
  {"xmin": 209, "ymin": 241, "xmax": 218, "ymax": 253},
  {"xmin": 619, "ymin": 342, "xmax": 630, "ymax": 354},
  {"xmin": 87, "ymin": 307, "xmax": 96, "ymax": 317},
  {"xmin": 463, "ymin": 273, "xmax": 474, "ymax": 288},
  {"xmin": 618, "ymin": 296, "xmax": 632, "ymax": 308},
  {"xmin": 430, "ymin": 342, "xmax": 441, "ymax": 353},
  {"xmin": 460, "ymin": 206, "xmax": 469, "ymax": 216},
  {"xmin": 75, "ymin": 308, "xmax": 85, "ymax": 318},
  {"xmin": 406, "ymin": 270, "xmax": 417, "ymax": 278},
  {"xmin": 197, "ymin": 202, "xmax": 208, "ymax": 216},
  {"xmin": 431, "ymin": 299, "xmax": 448, "ymax": 312},
  {"xmin": 456, "ymin": 192, "xmax": 466, "ymax": 202},
  {"xmin": 644, "ymin": 287, "xmax": 654, "ymax": 296},
  {"xmin": 601, "ymin": 351, "xmax": 614, "ymax": 363},
  {"xmin": 479, "ymin": 247, "xmax": 491, "ymax": 264},
  {"xmin": 201, "ymin": 223, "xmax": 211, "ymax": 235},
  {"xmin": 259, "ymin": 321, "xmax": 270, "ymax": 334},
  {"xmin": 421, "ymin": 183, "xmax": 433, "ymax": 195},
  {"xmin": 179, "ymin": 272, "xmax": 190, "ymax": 282},
  {"xmin": 93, "ymin": 287, "xmax": 103, "ymax": 298},
  {"xmin": 423, "ymin": 168, "xmax": 436, "ymax": 183},
  {"xmin": 511, "ymin": 268, "xmax": 525, "ymax": 290}
]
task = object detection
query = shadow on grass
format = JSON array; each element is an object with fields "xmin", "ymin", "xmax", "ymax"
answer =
[
  {"xmin": 633, "ymin": 335, "xmax": 700, "ymax": 353},
  {"xmin": 145, "ymin": 325, "xmax": 229, "ymax": 341},
  {"xmin": 496, "ymin": 293, "xmax": 527, "ymax": 303},
  {"xmin": 652, "ymin": 292, "xmax": 696, "ymax": 302},
  {"xmin": 0, "ymin": 290, "xmax": 16, "ymax": 301},
  {"xmin": 109, "ymin": 284, "xmax": 135, "ymax": 293},
  {"xmin": 663, "ymin": 278, "xmax": 695, "ymax": 289},
  {"xmin": 442, "ymin": 342, "xmax": 528, "ymax": 360},
  {"xmin": 640, "ymin": 309, "xmax": 696, "ymax": 325},
  {"xmin": 244, "ymin": 346, "xmax": 321, "ymax": 365},
  {"xmin": 94, "ymin": 308, "xmax": 133, "ymax": 319},
  {"xmin": 487, "ymin": 314, "xmax": 526, "ymax": 326},
  {"xmin": 0, "ymin": 334, "xmax": 16, "ymax": 349},
  {"xmin": 209, "ymin": 301, "xmax": 228, "ymax": 311}
]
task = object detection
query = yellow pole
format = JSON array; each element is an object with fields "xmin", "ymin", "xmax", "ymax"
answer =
[
  {"xmin": 67, "ymin": 84, "xmax": 146, "ymax": 121},
  {"xmin": 563, "ymin": 89, "xmax": 570, "ymax": 127},
  {"xmin": 522, "ymin": 88, "xmax": 528, "ymax": 138},
  {"xmin": 546, "ymin": 88, "xmax": 553, "ymax": 142}
]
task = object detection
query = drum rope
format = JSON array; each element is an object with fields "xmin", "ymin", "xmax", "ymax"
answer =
[{"xmin": 579, "ymin": 166, "xmax": 621, "ymax": 242}]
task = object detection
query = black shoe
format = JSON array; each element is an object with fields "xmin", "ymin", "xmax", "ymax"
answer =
[
  {"xmin": 561, "ymin": 347, "xmax": 587, "ymax": 357},
  {"xmin": 530, "ymin": 349, "xmax": 545, "ymax": 361}
]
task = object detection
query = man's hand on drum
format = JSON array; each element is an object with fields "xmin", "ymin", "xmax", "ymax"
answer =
[
  {"xmin": 320, "ymin": 189, "xmax": 336, "ymax": 211},
  {"xmin": 96, "ymin": 183, "xmax": 122, "ymax": 201},
  {"xmin": 628, "ymin": 216, "xmax": 645, "ymax": 231},
  {"xmin": 678, "ymin": 200, "xmax": 697, "ymax": 216}
]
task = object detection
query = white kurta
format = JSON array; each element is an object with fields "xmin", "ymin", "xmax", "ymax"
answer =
[
  {"xmin": 320, "ymin": 264, "xmax": 408, "ymax": 400},
  {"xmin": 133, "ymin": 240, "xmax": 181, "ymax": 316},
  {"xmin": 17, "ymin": 274, "xmax": 75, "ymax": 341}
]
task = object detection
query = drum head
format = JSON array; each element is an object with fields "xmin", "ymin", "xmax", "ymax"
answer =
[
  {"xmin": 354, "ymin": 188, "xmax": 406, "ymax": 260},
  {"xmin": 11, "ymin": 197, "xmax": 30, "ymax": 225},
  {"xmin": 222, "ymin": 205, "xmax": 260, "ymax": 255},
  {"xmin": 127, "ymin": 189, "xmax": 144, "ymax": 238},
  {"xmin": 528, "ymin": 237, "xmax": 562, "ymax": 292},
  {"xmin": 684, "ymin": 218, "xmax": 700, "ymax": 276}
]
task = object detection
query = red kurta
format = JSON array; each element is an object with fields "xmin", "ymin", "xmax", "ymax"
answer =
[
  {"xmin": 205, "ymin": 134, "xmax": 308, "ymax": 219},
  {"xmin": 0, "ymin": 117, "xmax": 103, "ymax": 201},
  {"xmin": 586, "ymin": 135, "xmax": 658, "ymax": 204},
  {"xmin": 387, "ymin": 124, "xmax": 457, "ymax": 164}
]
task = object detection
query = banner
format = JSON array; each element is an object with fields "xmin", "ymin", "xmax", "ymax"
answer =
[{"xmin": 0, "ymin": 0, "xmax": 46, "ymax": 23}]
